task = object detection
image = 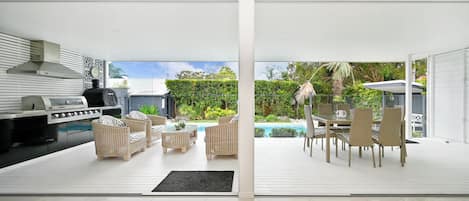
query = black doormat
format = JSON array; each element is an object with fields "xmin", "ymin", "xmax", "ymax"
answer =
[
  {"xmin": 406, "ymin": 139, "xmax": 419, "ymax": 144},
  {"xmin": 152, "ymin": 171, "xmax": 234, "ymax": 192}
]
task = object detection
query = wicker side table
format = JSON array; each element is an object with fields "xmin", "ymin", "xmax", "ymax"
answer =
[{"xmin": 161, "ymin": 125, "xmax": 197, "ymax": 153}]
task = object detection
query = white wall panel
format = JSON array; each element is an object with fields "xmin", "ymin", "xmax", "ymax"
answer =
[
  {"xmin": 0, "ymin": 32, "xmax": 83, "ymax": 112},
  {"xmin": 465, "ymin": 49, "xmax": 469, "ymax": 143},
  {"xmin": 433, "ymin": 50, "xmax": 465, "ymax": 142}
]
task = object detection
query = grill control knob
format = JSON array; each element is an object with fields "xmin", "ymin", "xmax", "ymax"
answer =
[
  {"xmin": 95, "ymin": 110, "xmax": 100, "ymax": 114},
  {"xmin": 53, "ymin": 114, "xmax": 60, "ymax": 118},
  {"xmin": 79, "ymin": 111, "xmax": 84, "ymax": 115},
  {"xmin": 60, "ymin": 113, "xmax": 66, "ymax": 118},
  {"xmin": 67, "ymin": 113, "xmax": 72, "ymax": 117},
  {"xmin": 74, "ymin": 112, "xmax": 78, "ymax": 116}
]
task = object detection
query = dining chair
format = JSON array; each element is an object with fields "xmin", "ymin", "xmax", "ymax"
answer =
[
  {"xmin": 336, "ymin": 108, "xmax": 376, "ymax": 167},
  {"xmin": 303, "ymin": 105, "xmax": 335, "ymax": 156},
  {"xmin": 317, "ymin": 103, "xmax": 333, "ymax": 128},
  {"xmin": 372, "ymin": 108, "xmax": 402, "ymax": 167},
  {"xmin": 318, "ymin": 103, "xmax": 333, "ymax": 115}
]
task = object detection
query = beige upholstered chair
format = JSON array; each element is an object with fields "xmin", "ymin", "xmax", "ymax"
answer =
[
  {"xmin": 92, "ymin": 118, "xmax": 146, "ymax": 161},
  {"xmin": 336, "ymin": 108, "xmax": 376, "ymax": 167},
  {"xmin": 304, "ymin": 105, "xmax": 335, "ymax": 156},
  {"xmin": 205, "ymin": 115, "xmax": 238, "ymax": 160},
  {"xmin": 218, "ymin": 115, "xmax": 234, "ymax": 124},
  {"xmin": 126, "ymin": 112, "xmax": 167, "ymax": 147},
  {"xmin": 372, "ymin": 108, "xmax": 402, "ymax": 167},
  {"xmin": 317, "ymin": 103, "xmax": 333, "ymax": 127},
  {"xmin": 318, "ymin": 103, "xmax": 333, "ymax": 115}
]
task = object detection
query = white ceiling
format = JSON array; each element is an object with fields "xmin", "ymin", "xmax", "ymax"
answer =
[
  {"xmin": 256, "ymin": 2, "xmax": 469, "ymax": 61},
  {"xmin": 0, "ymin": 2, "xmax": 239, "ymax": 61},
  {"xmin": 0, "ymin": 2, "xmax": 469, "ymax": 61}
]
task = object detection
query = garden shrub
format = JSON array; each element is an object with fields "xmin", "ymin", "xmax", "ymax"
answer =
[
  {"xmin": 265, "ymin": 114, "xmax": 279, "ymax": 122},
  {"xmin": 255, "ymin": 128, "xmax": 265, "ymax": 137},
  {"xmin": 139, "ymin": 105, "xmax": 159, "ymax": 115},
  {"xmin": 298, "ymin": 130, "xmax": 306, "ymax": 137},
  {"xmin": 270, "ymin": 128, "xmax": 297, "ymax": 137},
  {"xmin": 343, "ymin": 83, "xmax": 382, "ymax": 117},
  {"xmin": 166, "ymin": 80, "xmax": 298, "ymax": 120},
  {"xmin": 255, "ymin": 115, "xmax": 265, "ymax": 122},
  {"xmin": 178, "ymin": 104, "xmax": 198, "ymax": 120},
  {"xmin": 204, "ymin": 107, "xmax": 236, "ymax": 120}
]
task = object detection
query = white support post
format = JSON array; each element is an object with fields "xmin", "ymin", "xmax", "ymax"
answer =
[
  {"xmin": 104, "ymin": 61, "xmax": 111, "ymax": 88},
  {"xmin": 426, "ymin": 55, "xmax": 434, "ymax": 138},
  {"xmin": 238, "ymin": 0, "xmax": 255, "ymax": 199},
  {"xmin": 464, "ymin": 49, "xmax": 468, "ymax": 144},
  {"xmin": 405, "ymin": 55, "xmax": 413, "ymax": 139}
]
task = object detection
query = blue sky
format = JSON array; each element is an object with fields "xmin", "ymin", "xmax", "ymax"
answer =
[{"xmin": 111, "ymin": 61, "xmax": 289, "ymax": 80}]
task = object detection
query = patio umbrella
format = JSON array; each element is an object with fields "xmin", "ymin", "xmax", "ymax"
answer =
[
  {"xmin": 292, "ymin": 81, "xmax": 316, "ymax": 118},
  {"xmin": 295, "ymin": 81, "xmax": 316, "ymax": 105}
]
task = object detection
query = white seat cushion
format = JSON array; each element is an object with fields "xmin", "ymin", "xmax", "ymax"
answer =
[
  {"xmin": 151, "ymin": 125, "xmax": 164, "ymax": 133},
  {"xmin": 129, "ymin": 131, "xmax": 146, "ymax": 143}
]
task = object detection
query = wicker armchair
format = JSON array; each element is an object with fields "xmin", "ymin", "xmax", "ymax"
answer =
[
  {"xmin": 126, "ymin": 114, "xmax": 167, "ymax": 147},
  {"xmin": 205, "ymin": 116, "xmax": 238, "ymax": 160},
  {"xmin": 92, "ymin": 118, "xmax": 146, "ymax": 161},
  {"xmin": 145, "ymin": 115, "xmax": 166, "ymax": 147}
]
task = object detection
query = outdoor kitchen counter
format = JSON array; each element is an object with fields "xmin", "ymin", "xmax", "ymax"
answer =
[
  {"xmin": 0, "ymin": 110, "xmax": 47, "ymax": 120},
  {"xmin": 0, "ymin": 105, "xmax": 122, "ymax": 120},
  {"xmin": 92, "ymin": 105, "xmax": 122, "ymax": 111}
]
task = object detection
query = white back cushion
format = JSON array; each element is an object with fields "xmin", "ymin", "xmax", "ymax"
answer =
[
  {"xmin": 128, "ymin": 111, "xmax": 148, "ymax": 120},
  {"xmin": 97, "ymin": 115, "xmax": 126, "ymax": 127},
  {"xmin": 230, "ymin": 114, "xmax": 239, "ymax": 123}
]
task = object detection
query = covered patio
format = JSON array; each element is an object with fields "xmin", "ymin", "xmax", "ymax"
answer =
[
  {"xmin": 0, "ymin": 135, "xmax": 468, "ymax": 195},
  {"xmin": 0, "ymin": 0, "xmax": 469, "ymax": 199}
]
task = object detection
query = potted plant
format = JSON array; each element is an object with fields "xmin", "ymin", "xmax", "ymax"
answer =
[{"xmin": 174, "ymin": 120, "xmax": 186, "ymax": 130}]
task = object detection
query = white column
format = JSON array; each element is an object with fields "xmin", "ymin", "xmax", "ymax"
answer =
[
  {"xmin": 405, "ymin": 55, "xmax": 413, "ymax": 139},
  {"xmin": 238, "ymin": 0, "xmax": 255, "ymax": 199},
  {"xmin": 426, "ymin": 55, "xmax": 434, "ymax": 137},
  {"xmin": 464, "ymin": 49, "xmax": 468, "ymax": 144},
  {"xmin": 104, "ymin": 61, "xmax": 111, "ymax": 88}
]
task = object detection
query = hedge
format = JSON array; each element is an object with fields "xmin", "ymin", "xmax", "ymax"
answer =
[
  {"xmin": 270, "ymin": 128, "xmax": 297, "ymax": 137},
  {"xmin": 166, "ymin": 80, "xmax": 300, "ymax": 119},
  {"xmin": 255, "ymin": 128, "xmax": 265, "ymax": 137}
]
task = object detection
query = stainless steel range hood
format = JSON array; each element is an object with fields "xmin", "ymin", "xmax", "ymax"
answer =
[{"xmin": 7, "ymin": 40, "xmax": 82, "ymax": 79}]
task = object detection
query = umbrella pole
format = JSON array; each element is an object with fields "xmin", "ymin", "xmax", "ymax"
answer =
[{"xmin": 309, "ymin": 93, "xmax": 314, "ymax": 110}]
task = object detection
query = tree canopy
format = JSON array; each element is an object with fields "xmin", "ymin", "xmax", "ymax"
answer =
[
  {"xmin": 109, "ymin": 63, "xmax": 127, "ymax": 78},
  {"xmin": 175, "ymin": 66, "xmax": 236, "ymax": 80}
]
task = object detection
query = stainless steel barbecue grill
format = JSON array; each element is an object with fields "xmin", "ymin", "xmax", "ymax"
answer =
[{"xmin": 21, "ymin": 96, "xmax": 101, "ymax": 124}]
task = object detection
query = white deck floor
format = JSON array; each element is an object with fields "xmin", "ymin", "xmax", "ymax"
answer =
[{"xmin": 0, "ymin": 133, "xmax": 468, "ymax": 196}]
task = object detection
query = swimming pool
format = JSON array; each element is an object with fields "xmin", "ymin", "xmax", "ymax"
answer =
[{"xmin": 193, "ymin": 122, "xmax": 306, "ymax": 137}]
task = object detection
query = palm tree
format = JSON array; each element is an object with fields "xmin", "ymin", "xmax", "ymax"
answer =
[
  {"xmin": 294, "ymin": 62, "xmax": 354, "ymax": 108},
  {"xmin": 321, "ymin": 62, "xmax": 355, "ymax": 96}
]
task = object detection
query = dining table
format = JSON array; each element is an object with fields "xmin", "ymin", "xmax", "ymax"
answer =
[{"xmin": 312, "ymin": 114, "xmax": 407, "ymax": 166}]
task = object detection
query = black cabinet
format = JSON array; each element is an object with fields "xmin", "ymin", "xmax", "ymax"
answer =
[
  {"xmin": 13, "ymin": 116, "xmax": 55, "ymax": 144},
  {"xmin": 47, "ymin": 124, "xmax": 68, "ymax": 153},
  {"xmin": 0, "ymin": 119, "xmax": 94, "ymax": 168},
  {"xmin": 0, "ymin": 119, "xmax": 13, "ymax": 152},
  {"xmin": 65, "ymin": 121, "xmax": 93, "ymax": 147},
  {"xmin": 0, "ymin": 142, "xmax": 48, "ymax": 168}
]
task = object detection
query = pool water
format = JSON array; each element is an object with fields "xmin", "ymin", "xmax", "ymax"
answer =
[{"xmin": 193, "ymin": 123, "xmax": 306, "ymax": 137}]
